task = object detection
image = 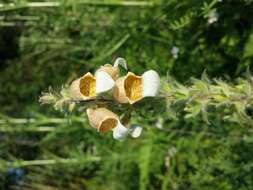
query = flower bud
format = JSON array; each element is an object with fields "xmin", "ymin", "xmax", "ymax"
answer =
[{"xmin": 39, "ymin": 92, "xmax": 57, "ymax": 104}]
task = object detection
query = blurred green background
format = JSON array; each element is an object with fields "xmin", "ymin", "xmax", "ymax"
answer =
[{"xmin": 1, "ymin": 0, "xmax": 253, "ymax": 189}]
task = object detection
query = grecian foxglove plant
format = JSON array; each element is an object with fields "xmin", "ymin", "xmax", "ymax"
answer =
[
  {"xmin": 40, "ymin": 58, "xmax": 160, "ymax": 140},
  {"xmin": 40, "ymin": 58, "xmax": 253, "ymax": 141}
]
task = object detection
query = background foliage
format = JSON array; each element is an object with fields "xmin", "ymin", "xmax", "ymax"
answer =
[{"xmin": 1, "ymin": 0, "xmax": 253, "ymax": 189}]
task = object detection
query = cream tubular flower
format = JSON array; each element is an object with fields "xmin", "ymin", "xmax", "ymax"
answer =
[
  {"xmin": 70, "ymin": 71, "xmax": 115, "ymax": 100},
  {"xmin": 86, "ymin": 108, "xmax": 128, "ymax": 138},
  {"xmin": 113, "ymin": 70, "xmax": 160, "ymax": 104},
  {"xmin": 87, "ymin": 107, "xmax": 118, "ymax": 133},
  {"xmin": 96, "ymin": 64, "xmax": 119, "ymax": 81},
  {"xmin": 95, "ymin": 58, "xmax": 127, "ymax": 81}
]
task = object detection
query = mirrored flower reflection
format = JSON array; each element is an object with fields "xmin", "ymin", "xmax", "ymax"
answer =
[{"xmin": 113, "ymin": 70, "xmax": 160, "ymax": 104}]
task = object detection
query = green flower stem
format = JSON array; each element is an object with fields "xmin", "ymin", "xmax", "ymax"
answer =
[{"xmin": 159, "ymin": 76, "xmax": 253, "ymax": 124}]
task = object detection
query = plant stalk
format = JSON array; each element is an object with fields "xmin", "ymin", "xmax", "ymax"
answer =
[
  {"xmin": 0, "ymin": 1, "xmax": 156, "ymax": 12},
  {"xmin": 3, "ymin": 156, "xmax": 101, "ymax": 168}
]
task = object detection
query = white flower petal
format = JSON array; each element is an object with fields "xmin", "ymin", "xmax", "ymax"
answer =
[
  {"xmin": 130, "ymin": 125, "xmax": 142, "ymax": 138},
  {"xmin": 113, "ymin": 57, "xmax": 128, "ymax": 70},
  {"xmin": 95, "ymin": 71, "xmax": 115, "ymax": 94},
  {"xmin": 113, "ymin": 121, "xmax": 129, "ymax": 141},
  {"xmin": 142, "ymin": 70, "xmax": 160, "ymax": 97}
]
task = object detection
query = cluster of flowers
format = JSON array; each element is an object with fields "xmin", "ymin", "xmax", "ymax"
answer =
[{"xmin": 63, "ymin": 58, "xmax": 160, "ymax": 140}]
